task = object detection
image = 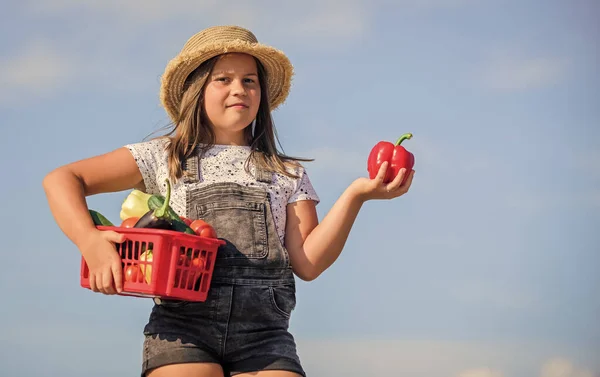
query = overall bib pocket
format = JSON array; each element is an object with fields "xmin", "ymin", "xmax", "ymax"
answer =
[{"xmin": 195, "ymin": 200, "xmax": 267, "ymax": 260}]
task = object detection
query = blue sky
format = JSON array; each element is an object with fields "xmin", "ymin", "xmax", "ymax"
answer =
[{"xmin": 1, "ymin": 0, "xmax": 598, "ymax": 376}]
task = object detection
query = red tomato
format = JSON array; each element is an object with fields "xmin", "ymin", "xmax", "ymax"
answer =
[
  {"xmin": 173, "ymin": 254, "xmax": 191, "ymax": 289},
  {"xmin": 181, "ymin": 217, "xmax": 193, "ymax": 226},
  {"xmin": 124, "ymin": 264, "xmax": 144, "ymax": 283},
  {"xmin": 121, "ymin": 217, "xmax": 139, "ymax": 228},
  {"xmin": 192, "ymin": 256, "xmax": 205, "ymax": 270},
  {"xmin": 191, "ymin": 257, "xmax": 205, "ymax": 290},
  {"xmin": 174, "ymin": 259, "xmax": 188, "ymax": 288},
  {"xmin": 178, "ymin": 254, "xmax": 191, "ymax": 266},
  {"xmin": 192, "ymin": 257, "xmax": 205, "ymax": 290},
  {"xmin": 190, "ymin": 219, "xmax": 217, "ymax": 238}
]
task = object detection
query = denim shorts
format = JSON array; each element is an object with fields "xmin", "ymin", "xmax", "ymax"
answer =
[{"xmin": 141, "ymin": 282, "xmax": 304, "ymax": 376}]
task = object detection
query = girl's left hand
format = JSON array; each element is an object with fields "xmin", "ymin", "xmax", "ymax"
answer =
[{"xmin": 350, "ymin": 161, "xmax": 415, "ymax": 202}]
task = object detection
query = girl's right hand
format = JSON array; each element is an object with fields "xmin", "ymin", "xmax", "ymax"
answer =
[
  {"xmin": 80, "ymin": 230, "xmax": 126, "ymax": 295},
  {"xmin": 349, "ymin": 161, "xmax": 415, "ymax": 202}
]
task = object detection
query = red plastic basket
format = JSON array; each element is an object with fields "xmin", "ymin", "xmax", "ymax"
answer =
[{"xmin": 80, "ymin": 226, "xmax": 225, "ymax": 302}]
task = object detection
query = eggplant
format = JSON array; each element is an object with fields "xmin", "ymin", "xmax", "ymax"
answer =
[
  {"xmin": 134, "ymin": 211, "xmax": 172, "ymax": 229},
  {"xmin": 134, "ymin": 178, "xmax": 174, "ymax": 230}
]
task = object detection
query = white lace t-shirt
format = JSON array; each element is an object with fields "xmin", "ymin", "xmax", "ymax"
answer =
[{"xmin": 125, "ymin": 138, "xmax": 320, "ymax": 244}]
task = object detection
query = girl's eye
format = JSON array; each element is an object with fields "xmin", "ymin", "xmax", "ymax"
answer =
[{"xmin": 213, "ymin": 77, "xmax": 256, "ymax": 85}]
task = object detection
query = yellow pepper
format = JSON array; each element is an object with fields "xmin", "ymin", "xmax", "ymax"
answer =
[
  {"xmin": 139, "ymin": 249, "xmax": 153, "ymax": 284},
  {"xmin": 120, "ymin": 190, "xmax": 152, "ymax": 221}
]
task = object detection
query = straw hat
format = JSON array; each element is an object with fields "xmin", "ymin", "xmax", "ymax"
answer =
[{"xmin": 160, "ymin": 25, "xmax": 293, "ymax": 123}]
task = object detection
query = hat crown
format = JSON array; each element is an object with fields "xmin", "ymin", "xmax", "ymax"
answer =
[
  {"xmin": 160, "ymin": 25, "xmax": 292, "ymax": 122},
  {"xmin": 182, "ymin": 26, "xmax": 258, "ymax": 53}
]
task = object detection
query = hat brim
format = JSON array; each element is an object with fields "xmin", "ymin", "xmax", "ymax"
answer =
[{"xmin": 160, "ymin": 40, "xmax": 293, "ymax": 123}]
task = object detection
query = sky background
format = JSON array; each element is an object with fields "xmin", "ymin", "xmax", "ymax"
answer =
[{"xmin": 1, "ymin": 0, "xmax": 598, "ymax": 376}]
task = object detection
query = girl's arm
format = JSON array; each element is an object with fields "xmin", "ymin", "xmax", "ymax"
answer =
[
  {"xmin": 285, "ymin": 162, "xmax": 415, "ymax": 281},
  {"xmin": 43, "ymin": 147, "xmax": 144, "ymax": 294}
]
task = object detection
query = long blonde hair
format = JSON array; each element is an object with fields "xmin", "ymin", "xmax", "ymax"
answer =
[{"xmin": 158, "ymin": 54, "xmax": 311, "ymax": 183}]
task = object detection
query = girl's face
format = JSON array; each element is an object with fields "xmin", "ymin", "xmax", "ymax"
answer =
[{"xmin": 203, "ymin": 53, "xmax": 261, "ymax": 145}]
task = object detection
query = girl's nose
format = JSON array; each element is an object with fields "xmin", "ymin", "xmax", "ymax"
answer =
[{"xmin": 230, "ymin": 79, "xmax": 247, "ymax": 96}]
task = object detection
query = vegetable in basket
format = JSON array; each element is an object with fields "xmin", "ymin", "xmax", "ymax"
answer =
[
  {"xmin": 124, "ymin": 264, "xmax": 144, "ymax": 283},
  {"xmin": 134, "ymin": 179, "xmax": 175, "ymax": 230},
  {"xmin": 120, "ymin": 190, "xmax": 152, "ymax": 220},
  {"xmin": 89, "ymin": 209, "xmax": 113, "ymax": 226},
  {"xmin": 120, "ymin": 217, "xmax": 139, "ymax": 228},
  {"xmin": 148, "ymin": 195, "xmax": 196, "ymax": 235},
  {"xmin": 139, "ymin": 250, "xmax": 153, "ymax": 284},
  {"xmin": 170, "ymin": 219, "xmax": 197, "ymax": 235},
  {"xmin": 190, "ymin": 219, "xmax": 218, "ymax": 238},
  {"xmin": 120, "ymin": 185, "xmax": 196, "ymax": 234},
  {"xmin": 120, "ymin": 189, "xmax": 188, "ymax": 224}
]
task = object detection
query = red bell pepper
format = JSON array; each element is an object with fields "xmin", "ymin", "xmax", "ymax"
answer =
[{"xmin": 367, "ymin": 133, "xmax": 415, "ymax": 184}]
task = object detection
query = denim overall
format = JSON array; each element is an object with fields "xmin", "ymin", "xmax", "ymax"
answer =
[{"xmin": 141, "ymin": 153, "xmax": 305, "ymax": 377}]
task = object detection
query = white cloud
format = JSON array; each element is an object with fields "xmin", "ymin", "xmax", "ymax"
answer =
[
  {"xmin": 2, "ymin": 316, "xmax": 146, "ymax": 376},
  {"xmin": 26, "ymin": 0, "xmax": 219, "ymax": 23},
  {"xmin": 9, "ymin": 0, "xmax": 374, "ymax": 104},
  {"xmin": 481, "ymin": 50, "xmax": 567, "ymax": 91},
  {"xmin": 295, "ymin": 339, "xmax": 600, "ymax": 377},
  {"xmin": 0, "ymin": 41, "xmax": 75, "ymax": 103},
  {"xmin": 4, "ymin": 320, "xmax": 600, "ymax": 377},
  {"xmin": 0, "ymin": 39, "xmax": 153, "ymax": 105},
  {"xmin": 9, "ymin": 0, "xmax": 486, "ymax": 103},
  {"xmin": 393, "ymin": 0, "xmax": 483, "ymax": 8},
  {"xmin": 288, "ymin": 1, "xmax": 368, "ymax": 40},
  {"xmin": 27, "ymin": 0, "xmax": 477, "ymax": 20},
  {"xmin": 458, "ymin": 368, "xmax": 504, "ymax": 377},
  {"xmin": 22, "ymin": 0, "xmax": 483, "ymax": 47},
  {"xmin": 540, "ymin": 358, "xmax": 597, "ymax": 377},
  {"xmin": 297, "ymin": 338, "xmax": 495, "ymax": 377},
  {"xmin": 25, "ymin": 0, "xmax": 369, "ymax": 42}
]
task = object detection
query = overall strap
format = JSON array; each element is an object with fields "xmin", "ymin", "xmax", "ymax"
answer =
[
  {"xmin": 255, "ymin": 166, "xmax": 273, "ymax": 184},
  {"xmin": 182, "ymin": 153, "xmax": 200, "ymax": 183}
]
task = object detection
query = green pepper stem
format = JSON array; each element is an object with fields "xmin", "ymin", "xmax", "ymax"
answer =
[
  {"xmin": 395, "ymin": 133, "xmax": 413, "ymax": 146},
  {"xmin": 155, "ymin": 179, "xmax": 171, "ymax": 218}
]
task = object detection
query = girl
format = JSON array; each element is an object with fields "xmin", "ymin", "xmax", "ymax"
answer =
[{"xmin": 43, "ymin": 25, "xmax": 414, "ymax": 377}]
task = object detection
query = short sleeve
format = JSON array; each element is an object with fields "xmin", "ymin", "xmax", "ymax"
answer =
[
  {"xmin": 288, "ymin": 166, "xmax": 320, "ymax": 205},
  {"xmin": 124, "ymin": 138, "xmax": 169, "ymax": 195}
]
